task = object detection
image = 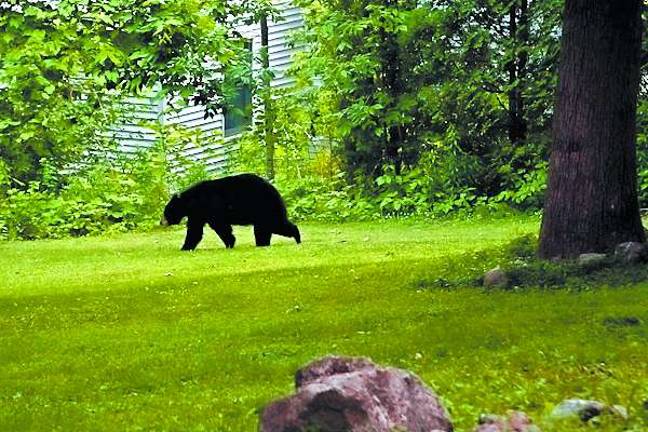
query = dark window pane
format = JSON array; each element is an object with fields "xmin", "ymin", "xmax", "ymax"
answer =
[
  {"xmin": 224, "ymin": 85, "xmax": 252, "ymax": 137},
  {"xmin": 224, "ymin": 40, "xmax": 253, "ymax": 137}
]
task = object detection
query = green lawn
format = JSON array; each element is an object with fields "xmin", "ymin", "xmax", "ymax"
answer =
[{"xmin": 1, "ymin": 217, "xmax": 646, "ymax": 431}]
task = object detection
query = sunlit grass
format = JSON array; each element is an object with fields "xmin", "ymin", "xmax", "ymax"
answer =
[{"xmin": 1, "ymin": 216, "xmax": 646, "ymax": 431}]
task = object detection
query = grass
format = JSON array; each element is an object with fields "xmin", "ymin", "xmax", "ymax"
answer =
[{"xmin": 0, "ymin": 216, "xmax": 646, "ymax": 431}]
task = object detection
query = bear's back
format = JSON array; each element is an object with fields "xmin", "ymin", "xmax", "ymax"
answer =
[{"xmin": 191, "ymin": 174, "xmax": 287, "ymax": 225}]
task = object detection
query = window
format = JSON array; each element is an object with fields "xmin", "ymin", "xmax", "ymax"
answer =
[
  {"xmin": 224, "ymin": 85, "xmax": 252, "ymax": 137},
  {"xmin": 224, "ymin": 40, "xmax": 253, "ymax": 137}
]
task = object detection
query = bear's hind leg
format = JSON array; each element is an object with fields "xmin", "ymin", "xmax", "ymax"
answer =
[
  {"xmin": 182, "ymin": 219, "xmax": 204, "ymax": 251},
  {"xmin": 209, "ymin": 222, "xmax": 236, "ymax": 249},
  {"xmin": 274, "ymin": 221, "xmax": 301, "ymax": 244},
  {"xmin": 254, "ymin": 225, "xmax": 272, "ymax": 247}
]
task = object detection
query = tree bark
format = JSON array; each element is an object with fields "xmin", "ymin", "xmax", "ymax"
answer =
[
  {"xmin": 507, "ymin": 0, "xmax": 528, "ymax": 146},
  {"xmin": 260, "ymin": 13, "xmax": 275, "ymax": 180},
  {"xmin": 539, "ymin": 0, "xmax": 645, "ymax": 258},
  {"xmin": 380, "ymin": 0, "xmax": 404, "ymax": 176}
]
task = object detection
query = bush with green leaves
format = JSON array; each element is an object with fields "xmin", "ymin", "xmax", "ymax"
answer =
[
  {"xmin": 0, "ymin": 153, "xmax": 160, "ymax": 240},
  {"xmin": 636, "ymin": 98, "xmax": 648, "ymax": 207},
  {"xmin": 271, "ymin": 164, "xmax": 529, "ymax": 223},
  {"xmin": 276, "ymin": 172, "xmax": 378, "ymax": 222},
  {"xmin": 0, "ymin": 122, "xmax": 216, "ymax": 240}
]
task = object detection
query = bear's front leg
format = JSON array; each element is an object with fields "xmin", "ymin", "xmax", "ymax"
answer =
[{"xmin": 182, "ymin": 219, "xmax": 204, "ymax": 251}]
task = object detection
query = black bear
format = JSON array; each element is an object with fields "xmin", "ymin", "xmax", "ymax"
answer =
[{"xmin": 161, "ymin": 173, "xmax": 301, "ymax": 250}]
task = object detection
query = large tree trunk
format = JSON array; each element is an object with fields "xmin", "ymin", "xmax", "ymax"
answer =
[{"xmin": 539, "ymin": 0, "xmax": 645, "ymax": 258}]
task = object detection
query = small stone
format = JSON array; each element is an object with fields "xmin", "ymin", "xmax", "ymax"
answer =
[
  {"xmin": 577, "ymin": 253, "xmax": 607, "ymax": 267},
  {"xmin": 608, "ymin": 404, "xmax": 628, "ymax": 420},
  {"xmin": 483, "ymin": 267, "xmax": 509, "ymax": 288},
  {"xmin": 475, "ymin": 411, "xmax": 540, "ymax": 432},
  {"xmin": 478, "ymin": 414, "xmax": 502, "ymax": 425},
  {"xmin": 475, "ymin": 414, "xmax": 505, "ymax": 432},
  {"xmin": 551, "ymin": 399, "xmax": 605, "ymax": 422},
  {"xmin": 614, "ymin": 241, "xmax": 647, "ymax": 264}
]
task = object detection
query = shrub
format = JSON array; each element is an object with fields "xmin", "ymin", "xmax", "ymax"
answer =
[
  {"xmin": 0, "ymin": 138, "xmax": 212, "ymax": 240},
  {"xmin": 277, "ymin": 172, "xmax": 379, "ymax": 222}
]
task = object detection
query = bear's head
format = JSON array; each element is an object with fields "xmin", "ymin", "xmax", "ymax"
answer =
[{"xmin": 161, "ymin": 193, "xmax": 185, "ymax": 226}]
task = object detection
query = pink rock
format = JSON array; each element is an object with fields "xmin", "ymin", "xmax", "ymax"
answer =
[{"xmin": 260, "ymin": 356, "xmax": 453, "ymax": 432}]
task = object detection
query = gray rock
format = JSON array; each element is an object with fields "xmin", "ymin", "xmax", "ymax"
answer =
[
  {"xmin": 551, "ymin": 399, "xmax": 629, "ymax": 423},
  {"xmin": 260, "ymin": 356, "xmax": 453, "ymax": 432},
  {"xmin": 609, "ymin": 404, "xmax": 628, "ymax": 420},
  {"xmin": 483, "ymin": 267, "xmax": 509, "ymax": 288},
  {"xmin": 551, "ymin": 399, "xmax": 605, "ymax": 422},
  {"xmin": 475, "ymin": 411, "xmax": 540, "ymax": 432},
  {"xmin": 614, "ymin": 241, "xmax": 647, "ymax": 264},
  {"xmin": 577, "ymin": 253, "xmax": 607, "ymax": 267}
]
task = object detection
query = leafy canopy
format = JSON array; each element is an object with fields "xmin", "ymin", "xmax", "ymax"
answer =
[{"xmin": 0, "ymin": 0, "xmax": 268, "ymax": 182}]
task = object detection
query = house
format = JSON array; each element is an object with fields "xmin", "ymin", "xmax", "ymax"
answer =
[{"xmin": 110, "ymin": 0, "xmax": 303, "ymax": 173}]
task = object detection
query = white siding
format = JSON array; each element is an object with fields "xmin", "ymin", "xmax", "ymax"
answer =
[
  {"xmin": 254, "ymin": 0, "xmax": 304, "ymax": 89},
  {"xmin": 109, "ymin": 94, "xmax": 163, "ymax": 154},
  {"xmin": 165, "ymin": 99, "xmax": 234, "ymax": 173}
]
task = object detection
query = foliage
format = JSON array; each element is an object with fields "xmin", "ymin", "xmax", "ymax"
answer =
[
  {"xmin": 2, "ymin": 0, "xmax": 647, "ymax": 239},
  {"xmin": 0, "ymin": 0, "xmax": 574, "ymax": 234},
  {"xmin": 221, "ymin": 0, "xmax": 563, "ymax": 221},
  {"xmin": 238, "ymin": 0, "xmax": 648, "ymax": 218},
  {"xmin": 0, "ymin": 154, "xmax": 160, "ymax": 240},
  {"xmin": 636, "ymin": 98, "xmax": 648, "ymax": 206},
  {"xmin": 277, "ymin": 172, "xmax": 379, "ymax": 221},
  {"xmin": 293, "ymin": 0, "xmax": 426, "ymax": 175},
  {"xmin": 0, "ymin": 0, "xmax": 264, "ymax": 183},
  {"xmin": 147, "ymin": 121, "xmax": 219, "ymax": 193},
  {"xmin": 288, "ymin": 0, "xmax": 561, "ymax": 193},
  {"xmin": 0, "ymin": 124, "xmax": 214, "ymax": 240},
  {"xmin": 276, "ymin": 167, "xmax": 531, "ymax": 223},
  {"xmin": 493, "ymin": 160, "xmax": 548, "ymax": 209},
  {"xmin": 234, "ymin": 88, "xmax": 321, "ymax": 180}
]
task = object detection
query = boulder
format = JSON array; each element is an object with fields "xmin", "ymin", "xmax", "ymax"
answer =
[
  {"xmin": 475, "ymin": 411, "xmax": 540, "ymax": 432},
  {"xmin": 260, "ymin": 356, "xmax": 453, "ymax": 432},
  {"xmin": 577, "ymin": 253, "xmax": 607, "ymax": 267},
  {"xmin": 483, "ymin": 267, "xmax": 509, "ymax": 289},
  {"xmin": 614, "ymin": 241, "xmax": 647, "ymax": 264}
]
